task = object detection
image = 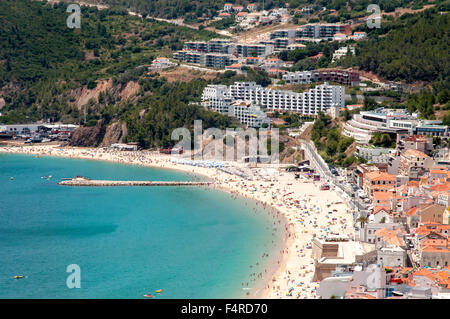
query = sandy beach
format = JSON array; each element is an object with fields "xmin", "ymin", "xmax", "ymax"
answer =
[{"xmin": 0, "ymin": 144, "xmax": 354, "ymax": 299}]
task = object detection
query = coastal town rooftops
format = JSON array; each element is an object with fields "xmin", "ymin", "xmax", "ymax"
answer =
[
  {"xmin": 420, "ymin": 203, "xmax": 447, "ymax": 216},
  {"xmin": 402, "ymin": 148, "xmax": 430, "ymax": 159},
  {"xmin": 430, "ymin": 169, "xmax": 448, "ymax": 175},
  {"xmin": 415, "ymin": 223, "xmax": 450, "ymax": 235},
  {"xmin": 374, "ymin": 228, "xmax": 405, "ymax": 247},
  {"xmin": 373, "ymin": 191, "xmax": 399, "ymax": 201},
  {"xmin": 365, "ymin": 171, "xmax": 397, "ymax": 182},
  {"xmin": 373, "ymin": 207, "xmax": 390, "ymax": 215},
  {"xmin": 429, "ymin": 182, "xmax": 450, "ymax": 192},
  {"xmin": 406, "ymin": 207, "xmax": 418, "ymax": 216}
]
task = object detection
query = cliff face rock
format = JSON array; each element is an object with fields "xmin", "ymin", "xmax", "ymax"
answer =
[
  {"xmin": 72, "ymin": 79, "xmax": 113, "ymax": 109},
  {"xmin": 100, "ymin": 121, "xmax": 128, "ymax": 147},
  {"xmin": 69, "ymin": 120, "xmax": 106, "ymax": 147}
]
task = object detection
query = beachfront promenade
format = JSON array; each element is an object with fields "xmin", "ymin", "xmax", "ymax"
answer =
[{"xmin": 59, "ymin": 177, "xmax": 211, "ymax": 187}]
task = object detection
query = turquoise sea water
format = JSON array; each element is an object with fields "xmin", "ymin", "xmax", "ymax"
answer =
[{"xmin": 0, "ymin": 153, "xmax": 282, "ymax": 298}]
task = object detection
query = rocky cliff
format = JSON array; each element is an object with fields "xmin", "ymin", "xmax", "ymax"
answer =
[
  {"xmin": 100, "ymin": 121, "xmax": 128, "ymax": 147},
  {"xmin": 70, "ymin": 120, "xmax": 128, "ymax": 147},
  {"xmin": 69, "ymin": 120, "xmax": 106, "ymax": 147}
]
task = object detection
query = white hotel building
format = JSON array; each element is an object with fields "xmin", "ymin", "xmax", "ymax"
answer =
[
  {"xmin": 228, "ymin": 82, "xmax": 345, "ymax": 114},
  {"xmin": 228, "ymin": 100, "xmax": 270, "ymax": 128},
  {"xmin": 201, "ymin": 85, "xmax": 269, "ymax": 128},
  {"xmin": 202, "ymin": 82, "xmax": 345, "ymax": 116},
  {"xmin": 202, "ymin": 82, "xmax": 345, "ymax": 119},
  {"xmin": 201, "ymin": 85, "xmax": 233, "ymax": 113},
  {"xmin": 343, "ymin": 108, "xmax": 450, "ymax": 144}
]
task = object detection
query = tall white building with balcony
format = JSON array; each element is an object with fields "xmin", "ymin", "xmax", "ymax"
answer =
[
  {"xmin": 201, "ymin": 85, "xmax": 233, "ymax": 113},
  {"xmin": 228, "ymin": 82, "xmax": 345, "ymax": 115},
  {"xmin": 202, "ymin": 82, "xmax": 345, "ymax": 126},
  {"xmin": 228, "ymin": 100, "xmax": 270, "ymax": 128}
]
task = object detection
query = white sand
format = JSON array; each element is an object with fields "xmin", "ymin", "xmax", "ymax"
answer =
[{"xmin": 0, "ymin": 144, "xmax": 354, "ymax": 299}]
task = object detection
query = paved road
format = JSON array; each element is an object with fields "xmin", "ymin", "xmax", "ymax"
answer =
[{"xmin": 299, "ymin": 133, "xmax": 369, "ymax": 222}]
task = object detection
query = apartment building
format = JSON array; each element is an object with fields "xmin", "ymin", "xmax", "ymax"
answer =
[
  {"xmin": 201, "ymin": 85, "xmax": 232, "ymax": 113},
  {"xmin": 228, "ymin": 100, "xmax": 270, "ymax": 128},
  {"xmin": 282, "ymin": 69, "xmax": 360, "ymax": 86},
  {"xmin": 270, "ymin": 29, "xmax": 297, "ymax": 39},
  {"xmin": 179, "ymin": 39, "xmax": 276, "ymax": 63},
  {"xmin": 332, "ymin": 46, "xmax": 355, "ymax": 62},
  {"xmin": 234, "ymin": 43, "xmax": 274, "ymax": 57},
  {"xmin": 356, "ymin": 146, "xmax": 395, "ymax": 164},
  {"xmin": 202, "ymin": 82, "xmax": 345, "ymax": 116},
  {"xmin": 397, "ymin": 135, "xmax": 434, "ymax": 155},
  {"xmin": 173, "ymin": 51, "xmax": 238, "ymax": 69},
  {"xmin": 318, "ymin": 24, "xmax": 351, "ymax": 39},
  {"xmin": 201, "ymin": 86, "xmax": 269, "ymax": 128},
  {"xmin": 363, "ymin": 171, "xmax": 397, "ymax": 198},
  {"xmin": 270, "ymin": 23, "xmax": 351, "ymax": 41},
  {"xmin": 283, "ymin": 71, "xmax": 314, "ymax": 84},
  {"xmin": 271, "ymin": 38, "xmax": 292, "ymax": 50},
  {"xmin": 398, "ymin": 149, "xmax": 434, "ymax": 180},
  {"xmin": 183, "ymin": 39, "xmax": 233, "ymax": 54},
  {"xmin": 315, "ymin": 69, "xmax": 360, "ymax": 86},
  {"xmin": 228, "ymin": 81, "xmax": 345, "ymax": 114}
]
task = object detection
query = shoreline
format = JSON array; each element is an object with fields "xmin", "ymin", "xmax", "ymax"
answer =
[{"xmin": 1, "ymin": 144, "xmax": 354, "ymax": 299}]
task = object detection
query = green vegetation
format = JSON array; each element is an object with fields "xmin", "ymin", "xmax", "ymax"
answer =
[
  {"xmin": 369, "ymin": 132, "xmax": 396, "ymax": 148},
  {"xmin": 340, "ymin": 9, "xmax": 449, "ymax": 84},
  {"xmin": 207, "ymin": 16, "xmax": 236, "ymax": 30},
  {"xmin": 278, "ymin": 42, "xmax": 339, "ymax": 70},
  {"xmin": 212, "ymin": 69, "xmax": 271, "ymax": 87},
  {"xmin": 0, "ymin": 0, "xmax": 217, "ymax": 125},
  {"xmin": 443, "ymin": 112, "xmax": 450, "ymax": 126},
  {"xmin": 310, "ymin": 113, "xmax": 356, "ymax": 167},
  {"xmin": 124, "ymin": 78, "xmax": 231, "ymax": 148},
  {"xmin": 93, "ymin": 0, "xmax": 443, "ymax": 21},
  {"xmin": 405, "ymin": 89, "xmax": 436, "ymax": 119}
]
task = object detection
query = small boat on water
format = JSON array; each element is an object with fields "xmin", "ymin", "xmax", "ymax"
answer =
[
  {"xmin": 155, "ymin": 289, "xmax": 162, "ymax": 293},
  {"xmin": 10, "ymin": 177, "xmax": 14, "ymax": 180},
  {"xmin": 14, "ymin": 275, "xmax": 24, "ymax": 279},
  {"xmin": 143, "ymin": 294, "xmax": 153, "ymax": 298}
]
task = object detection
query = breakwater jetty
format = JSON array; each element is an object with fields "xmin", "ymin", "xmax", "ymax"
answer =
[{"xmin": 58, "ymin": 176, "xmax": 211, "ymax": 187}]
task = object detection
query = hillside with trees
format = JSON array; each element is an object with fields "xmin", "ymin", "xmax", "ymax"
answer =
[
  {"xmin": 85, "ymin": 0, "xmax": 443, "ymax": 20},
  {"xmin": 339, "ymin": 9, "xmax": 449, "ymax": 84},
  {"xmin": 0, "ymin": 0, "xmax": 232, "ymax": 147},
  {"xmin": 310, "ymin": 113, "xmax": 357, "ymax": 167}
]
